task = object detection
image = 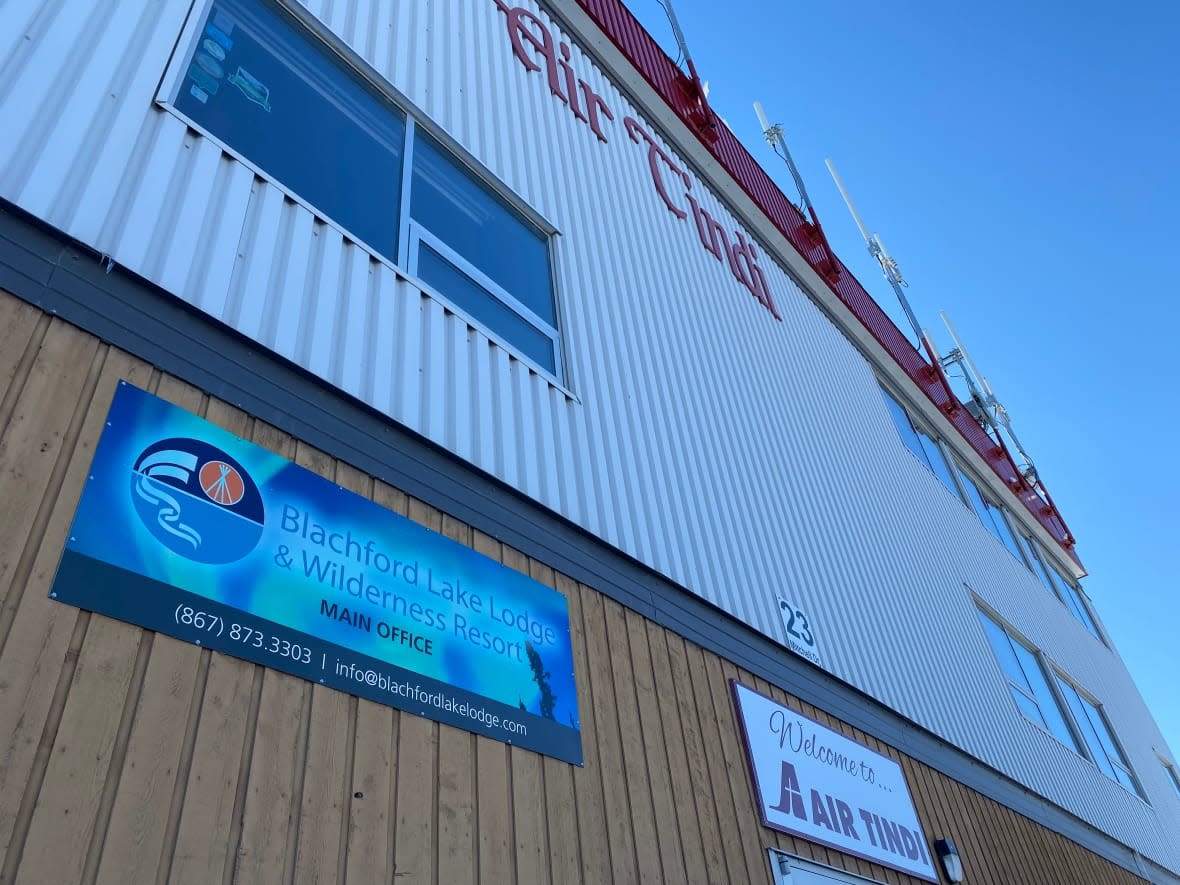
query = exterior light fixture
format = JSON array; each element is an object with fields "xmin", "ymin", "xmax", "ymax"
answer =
[{"xmin": 934, "ymin": 838, "xmax": 964, "ymax": 883}]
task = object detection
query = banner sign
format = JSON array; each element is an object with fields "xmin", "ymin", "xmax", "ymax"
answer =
[
  {"xmin": 51, "ymin": 382, "xmax": 582, "ymax": 764},
  {"xmin": 732, "ymin": 682, "xmax": 936, "ymax": 882}
]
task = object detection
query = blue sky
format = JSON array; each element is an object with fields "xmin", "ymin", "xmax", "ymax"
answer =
[{"xmin": 625, "ymin": 0, "xmax": 1180, "ymax": 762}]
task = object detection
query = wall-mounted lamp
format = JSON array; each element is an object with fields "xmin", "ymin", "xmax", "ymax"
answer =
[{"xmin": 934, "ymin": 838, "xmax": 963, "ymax": 883}]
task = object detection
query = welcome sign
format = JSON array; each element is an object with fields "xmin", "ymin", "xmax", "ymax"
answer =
[
  {"xmin": 732, "ymin": 682, "xmax": 936, "ymax": 881},
  {"xmin": 51, "ymin": 382, "xmax": 582, "ymax": 764}
]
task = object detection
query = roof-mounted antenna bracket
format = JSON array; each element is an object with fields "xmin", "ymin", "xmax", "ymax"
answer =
[
  {"xmin": 662, "ymin": 0, "xmax": 719, "ymax": 144},
  {"xmin": 754, "ymin": 101, "xmax": 840, "ymax": 282}
]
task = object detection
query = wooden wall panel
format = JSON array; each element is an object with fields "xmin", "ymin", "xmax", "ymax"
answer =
[{"xmin": 0, "ymin": 291, "xmax": 1154, "ymax": 885}]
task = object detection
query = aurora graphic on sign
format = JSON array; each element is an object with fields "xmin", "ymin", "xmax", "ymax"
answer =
[{"xmin": 51, "ymin": 382, "xmax": 582, "ymax": 764}]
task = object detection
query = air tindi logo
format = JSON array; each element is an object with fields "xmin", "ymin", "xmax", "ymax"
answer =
[{"xmin": 130, "ymin": 438, "xmax": 264, "ymax": 564}]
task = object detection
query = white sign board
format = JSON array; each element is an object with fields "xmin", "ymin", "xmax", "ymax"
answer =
[
  {"xmin": 776, "ymin": 595, "xmax": 822, "ymax": 666},
  {"xmin": 732, "ymin": 682, "xmax": 937, "ymax": 883}
]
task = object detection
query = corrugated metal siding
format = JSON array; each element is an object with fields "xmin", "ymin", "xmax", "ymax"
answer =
[
  {"xmin": 1, "ymin": 0, "xmax": 1177, "ymax": 870},
  {"xmin": 0, "ymin": 307, "xmax": 1158, "ymax": 885}
]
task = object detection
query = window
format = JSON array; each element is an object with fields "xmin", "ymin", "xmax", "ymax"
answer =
[
  {"xmin": 408, "ymin": 132, "xmax": 560, "ymax": 373},
  {"xmin": 1055, "ymin": 677, "xmax": 1143, "ymax": 798},
  {"xmin": 1051, "ymin": 571, "xmax": 1101, "ymax": 639},
  {"xmin": 977, "ymin": 610, "xmax": 1079, "ymax": 751},
  {"xmin": 879, "ymin": 387, "xmax": 959, "ymax": 496},
  {"xmin": 1164, "ymin": 762, "xmax": 1180, "ymax": 801},
  {"xmin": 1016, "ymin": 533, "xmax": 1103, "ymax": 641},
  {"xmin": 954, "ymin": 464, "xmax": 1022, "ymax": 560},
  {"xmin": 977, "ymin": 608, "xmax": 1144, "ymax": 797},
  {"xmin": 164, "ymin": 0, "xmax": 563, "ymax": 377}
]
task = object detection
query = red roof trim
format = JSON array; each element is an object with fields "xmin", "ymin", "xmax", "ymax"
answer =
[{"xmin": 574, "ymin": 0, "xmax": 1079, "ymax": 565}]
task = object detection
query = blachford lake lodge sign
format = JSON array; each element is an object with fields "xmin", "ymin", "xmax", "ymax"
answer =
[{"xmin": 50, "ymin": 382, "xmax": 583, "ymax": 764}]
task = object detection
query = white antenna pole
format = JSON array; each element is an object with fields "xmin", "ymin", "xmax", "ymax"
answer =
[
  {"xmin": 824, "ymin": 158, "xmax": 872, "ymax": 243},
  {"xmin": 939, "ymin": 312, "xmax": 1040, "ymax": 482},
  {"xmin": 824, "ymin": 158, "xmax": 923, "ymax": 344},
  {"xmin": 661, "ymin": 0, "xmax": 706, "ymax": 97},
  {"xmin": 940, "ymin": 312, "xmax": 992, "ymax": 404},
  {"xmin": 753, "ymin": 100, "xmax": 820, "ymax": 219}
]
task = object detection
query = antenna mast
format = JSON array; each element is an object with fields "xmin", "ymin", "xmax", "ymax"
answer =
[
  {"xmin": 824, "ymin": 158, "xmax": 922, "ymax": 346},
  {"xmin": 660, "ymin": 0, "xmax": 716, "ymax": 140},
  {"xmin": 753, "ymin": 101, "xmax": 839, "ymax": 277},
  {"xmin": 937, "ymin": 312, "xmax": 1039, "ymax": 487}
]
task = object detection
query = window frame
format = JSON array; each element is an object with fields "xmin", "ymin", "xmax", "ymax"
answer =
[
  {"xmin": 1054, "ymin": 674, "xmax": 1145, "ymax": 799},
  {"xmin": 878, "ymin": 385, "xmax": 962, "ymax": 498},
  {"xmin": 1162, "ymin": 759, "xmax": 1180, "ymax": 801},
  {"xmin": 156, "ymin": 0, "xmax": 569, "ymax": 385},
  {"xmin": 1016, "ymin": 531, "xmax": 1105, "ymax": 643},
  {"xmin": 976, "ymin": 608, "xmax": 1081, "ymax": 752},
  {"xmin": 975, "ymin": 605, "xmax": 1145, "ymax": 800},
  {"xmin": 954, "ymin": 461, "xmax": 1023, "ymax": 560}
]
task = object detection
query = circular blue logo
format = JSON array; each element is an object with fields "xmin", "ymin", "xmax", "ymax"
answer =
[{"xmin": 130, "ymin": 438, "xmax": 265, "ymax": 564}]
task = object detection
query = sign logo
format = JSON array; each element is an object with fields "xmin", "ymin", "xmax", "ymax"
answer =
[{"xmin": 130, "ymin": 437, "xmax": 264, "ymax": 563}]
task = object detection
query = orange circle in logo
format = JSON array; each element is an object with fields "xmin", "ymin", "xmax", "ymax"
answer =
[{"xmin": 199, "ymin": 460, "xmax": 245, "ymax": 506}]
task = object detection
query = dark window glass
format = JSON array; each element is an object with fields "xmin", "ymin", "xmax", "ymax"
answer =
[
  {"xmin": 417, "ymin": 245, "xmax": 555, "ymax": 371},
  {"xmin": 174, "ymin": 0, "xmax": 405, "ymax": 260},
  {"xmin": 1010, "ymin": 640, "xmax": 1075, "ymax": 745},
  {"xmin": 168, "ymin": 1, "xmax": 564, "ymax": 377},
  {"xmin": 411, "ymin": 132, "xmax": 555, "ymax": 326}
]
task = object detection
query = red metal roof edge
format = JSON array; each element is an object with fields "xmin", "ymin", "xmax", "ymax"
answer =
[{"xmin": 573, "ymin": 0, "xmax": 1080, "ymax": 567}]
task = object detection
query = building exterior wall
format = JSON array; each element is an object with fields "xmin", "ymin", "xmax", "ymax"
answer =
[
  {"xmin": 1, "ymin": 0, "xmax": 1179, "ymax": 879},
  {"xmin": 0, "ymin": 299, "xmax": 1155, "ymax": 884}
]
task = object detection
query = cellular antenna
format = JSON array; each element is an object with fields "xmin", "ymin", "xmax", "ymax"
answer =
[
  {"xmin": 824, "ymin": 158, "xmax": 922, "ymax": 346},
  {"xmin": 754, "ymin": 101, "xmax": 839, "ymax": 278},
  {"xmin": 937, "ymin": 311, "xmax": 1046, "ymax": 496}
]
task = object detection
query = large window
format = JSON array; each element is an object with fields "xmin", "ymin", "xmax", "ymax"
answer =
[
  {"xmin": 164, "ymin": 0, "xmax": 563, "ymax": 377},
  {"xmin": 1055, "ymin": 677, "xmax": 1143, "ymax": 797},
  {"xmin": 954, "ymin": 463, "xmax": 1022, "ymax": 560},
  {"xmin": 977, "ymin": 610, "xmax": 1078, "ymax": 751},
  {"xmin": 1016, "ymin": 532, "xmax": 1103, "ymax": 641},
  {"xmin": 879, "ymin": 387, "xmax": 959, "ymax": 496},
  {"xmin": 978, "ymin": 609, "xmax": 1144, "ymax": 798}
]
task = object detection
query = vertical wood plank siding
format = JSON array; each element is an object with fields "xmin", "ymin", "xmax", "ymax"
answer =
[
  {"xmin": 1, "ymin": 0, "xmax": 1175, "ymax": 856},
  {"xmin": 0, "ymin": 293, "xmax": 1148, "ymax": 885}
]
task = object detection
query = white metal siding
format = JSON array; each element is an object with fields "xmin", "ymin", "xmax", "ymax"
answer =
[{"xmin": 2, "ymin": 0, "xmax": 1177, "ymax": 868}]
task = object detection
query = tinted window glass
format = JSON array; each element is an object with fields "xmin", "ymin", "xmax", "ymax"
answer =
[
  {"xmin": 417, "ymin": 245, "xmax": 555, "ymax": 371},
  {"xmin": 411, "ymin": 133, "xmax": 554, "ymax": 324},
  {"xmin": 174, "ymin": 0, "xmax": 405, "ymax": 259},
  {"xmin": 987, "ymin": 504, "xmax": 1022, "ymax": 560},
  {"xmin": 1056, "ymin": 678, "xmax": 1141, "ymax": 795}
]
